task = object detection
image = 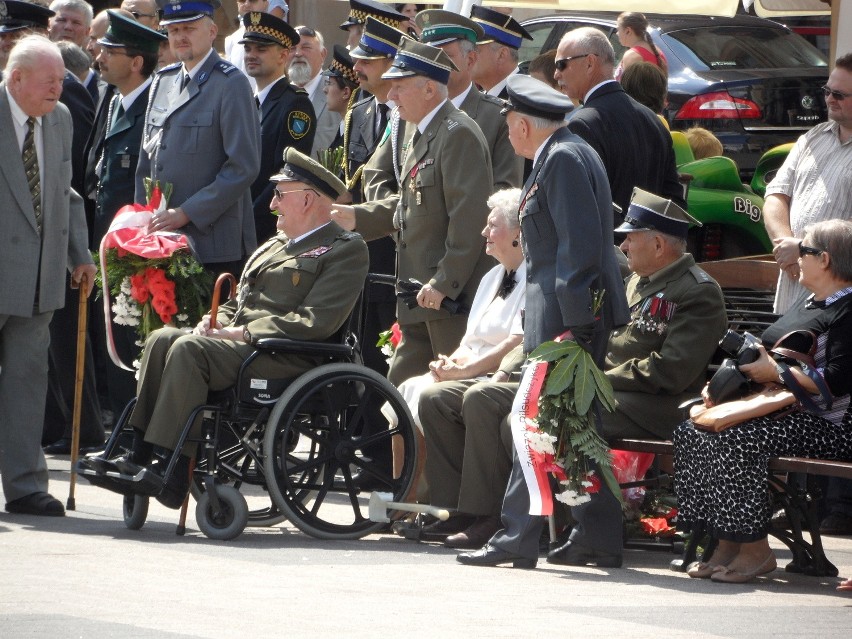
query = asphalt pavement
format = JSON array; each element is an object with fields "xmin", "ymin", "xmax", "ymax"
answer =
[{"xmin": 1, "ymin": 455, "xmax": 851, "ymax": 638}]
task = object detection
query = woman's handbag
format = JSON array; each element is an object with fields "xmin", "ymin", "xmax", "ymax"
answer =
[
  {"xmin": 690, "ymin": 330, "xmax": 832, "ymax": 433},
  {"xmin": 690, "ymin": 384, "xmax": 797, "ymax": 432}
]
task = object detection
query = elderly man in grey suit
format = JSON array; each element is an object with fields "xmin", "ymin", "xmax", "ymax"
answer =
[
  {"xmin": 289, "ymin": 25, "xmax": 341, "ymax": 158},
  {"xmin": 137, "ymin": 0, "xmax": 260, "ymax": 275},
  {"xmin": 0, "ymin": 35, "xmax": 96, "ymax": 516},
  {"xmin": 458, "ymin": 75, "xmax": 630, "ymax": 569}
]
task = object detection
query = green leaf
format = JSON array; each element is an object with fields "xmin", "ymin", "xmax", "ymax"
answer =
[
  {"xmin": 529, "ymin": 339, "xmax": 580, "ymax": 363},
  {"xmin": 544, "ymin": 350, "xmax": 580, "ymax": 396},
  {"xmin": 572, "ymin": 355, "xmax": 596, "ymax": 414}
]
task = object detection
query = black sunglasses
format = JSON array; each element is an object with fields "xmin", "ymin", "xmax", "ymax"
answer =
[
  {"xmin": 554, "ymin": 53, "xmax": 591, "ymax": 71},
  {"xmin": 821, "ymin": 85, "xmax": 852, "ymax": 101},
  {"xmin": 296, "ymin": 26, "xmax": 317, "ymax": 38},
  {"xmin": 798, "ymin": 241, "xmax": 824, "ymax": 258},
  {"xmin": 129, "ymin": 10, "xmax": 157, "ymax": 18}
]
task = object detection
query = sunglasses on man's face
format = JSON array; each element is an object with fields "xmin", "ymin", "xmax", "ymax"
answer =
[
  {"xmin": 822, "ymin": 85, "xmax": 852, "ymax": 101},
  {"xmin": 554, "ymin": 53, "xmax": 591, "ymax": 71}
]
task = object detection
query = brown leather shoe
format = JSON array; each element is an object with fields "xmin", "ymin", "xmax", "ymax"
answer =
[
  {"xmin": 420, "ymin": 513, "xmax": 477, "ymax": 541},
  {"xmin": 444, "ymin": 515, "xmax": 502, "ymax": 549}
]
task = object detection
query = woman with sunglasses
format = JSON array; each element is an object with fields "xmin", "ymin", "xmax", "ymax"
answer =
[{"xmin": 674, "ymin": 219, "xmax": 852, "ymax": 584}]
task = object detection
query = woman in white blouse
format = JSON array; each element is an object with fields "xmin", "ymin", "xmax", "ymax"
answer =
[{"xmin": 385, "ymin": 188, "xmax": 525, "ymax": 431}]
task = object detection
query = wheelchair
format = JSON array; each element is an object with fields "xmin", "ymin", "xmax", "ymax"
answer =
[{"xmin": 78, "ymin": 274, "xmax": 420, "ymax": 541}]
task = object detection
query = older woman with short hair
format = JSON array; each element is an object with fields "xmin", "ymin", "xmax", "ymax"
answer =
[
  {"xmin": 675, "ymin": 218, "xmax": 852, "ymax": 583},
  {"xmin": 384, "ymin": 188, "xmax": 525, "ymax": 430}
]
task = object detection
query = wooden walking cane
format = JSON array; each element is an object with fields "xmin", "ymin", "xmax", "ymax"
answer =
[
  {"xmin": 67, "ymin": 273, "xmax": 90, "ymax": 511},
  {"xmin": 176, "ymin": 272, "xmax": 237, "ymax": 535}
]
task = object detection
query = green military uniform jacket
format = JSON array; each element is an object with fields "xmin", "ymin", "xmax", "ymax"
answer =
[
  {"xmin": 217, "ymin": 222, "xmax": 369, "ymax": 342},
  {"xmin": 354, "ymin": 100, "xmax": 494, "ymax": 325},
  {"xmin": 604, "ymin": 254, "xmax": 727, "ymax": 438}
]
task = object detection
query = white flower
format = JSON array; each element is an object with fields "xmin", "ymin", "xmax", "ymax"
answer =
[
  {"xmin": 556, "ymin": 488, "xmax": 591, "ymax": 506},
  {"xmin": 526, "ymin": 430, "xmax": 556, "ymax": 455},
  {"xmin": 380, "ymin": 344, "xmax": 394, "ymax": 358},
  {"xmin": 177, "ymin": 313, "xmax": 189, "ymax": 323}
]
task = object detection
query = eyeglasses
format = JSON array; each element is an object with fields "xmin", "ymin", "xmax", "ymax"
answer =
[
  {"xmin": 100, "ymin": 47, "xmax": 132, "ymax": 57},
  {"xmin": 798, "ymin": 241, "xmax": 824, "ymax": 258},
  {"xmin": 554, "ymin": 53, "xmax": 592, "ymax": 71},
  {"xmin": 296, "ymin": 26, "xmax": 316, "ymax": 38},
  {"xmin": 821, "ymin": 85, "xmax": 852, "ymax": 101},
  {"xmin": 273, "ymin": 187, "xmax": 315, "ymax": 200},
  {"xmin": 129, "ymin": 11, "xmax": 157, "ymax": 18}
]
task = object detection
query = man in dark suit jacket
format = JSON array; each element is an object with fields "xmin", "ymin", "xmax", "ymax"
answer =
[
  {"xmin": 136, "ymin": 0, "xmax": 260, "ymax": 275},
  {"xmin": 0, "ymin": 36, "xmax": 96, "ymax": 516},
  {"xmin": 240, "ymin": 12, "xmax": 315, "ymax": 243},
  {"xmin": 458, "ymin": 75, "xmax": 630, "ymax": 569},
  {"xmin": 556, "ymin": 27, "xmax": 684, "ymax": 219}
]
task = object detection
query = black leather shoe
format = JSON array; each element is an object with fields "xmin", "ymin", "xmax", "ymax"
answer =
[
  {"xmin": 546, "ymin": 539, "xmax": 622, "ymax": 568},
  {"xmin": 43, "ymin": 437, "xmax": 105, "ymax": 455},
  {"xmin": 456, "ymin": 543, "xmax": 536, "ymax": 569},
  {"xmin": 153, "ymin": 456, "xmax": 191, "ymax": 510},
  {"xmin": 5, "ymin": 491, "xmax": 65, "ymax": 517}
]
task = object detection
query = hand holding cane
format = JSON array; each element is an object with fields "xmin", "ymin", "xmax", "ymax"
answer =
[{"xmin": 67, "ymin": 273, "xmax": 90, "ymax": 511}]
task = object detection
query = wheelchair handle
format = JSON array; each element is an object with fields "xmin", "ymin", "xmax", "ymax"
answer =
[{"xmin": 209, "ymin": 272, "xmax": 237, "ymax": 328}]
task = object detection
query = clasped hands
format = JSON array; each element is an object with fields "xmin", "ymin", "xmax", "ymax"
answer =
[{"xmin": 191, "ymin": 315, "xmax": 242, "ymax": 341}]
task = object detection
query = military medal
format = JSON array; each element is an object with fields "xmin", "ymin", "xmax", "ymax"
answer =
[{"xmin": 632, "ymin": 293, "xmax": 677, "ymax": 334}]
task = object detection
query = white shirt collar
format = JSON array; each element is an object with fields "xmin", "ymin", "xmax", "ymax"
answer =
[
  {"xmin": 417, "ymin": 99, "xmax": 447, "ymax": 134},
  {"xmin": 184, "ymin": 48, "xmax": 215, "ymax": 81},
  {"xmin": 583, "ymin": 79, "xmax": 617, "ymax": 105},
  {"xmin": 256, "ymin": 74, "xmax": 287, "ymax": 106},
  {"xmin": 120, "ymin": 77, "xmax": 152, "ymax": 111},
  {"xmin": 450, "ymin": 83, "xmax": 474, "ymax": 109},
  {"xmin": 486, "ymin": 67, "xmax": 519, "ymax": 97},
  {"xmin": 289, "ymin": 221, "xmax": 331, "ymax": 245},
  {"xmin": 301, "ymin": 72, "xmax": 322, "ymax": 99}
]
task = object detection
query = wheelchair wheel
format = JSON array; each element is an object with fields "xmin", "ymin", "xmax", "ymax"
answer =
[
  {"xmin": 195, "ymin": 485, "xmax": 249, "ymax": 541},
  {"xmin": 263, "ymin": 363, "xmax": 419, "ymax": 540},
  {"xmin": 190, "ymin": 428, "xmax": 286, "ymax": 528},
  {"xmin": 123, "ymin": 494, "xmax": 149, "ymax": 530}
]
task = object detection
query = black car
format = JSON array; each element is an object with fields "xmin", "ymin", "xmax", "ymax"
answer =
[{"xmin": 519, "ymin": 12, "xmax": 829, "ymax": 178}]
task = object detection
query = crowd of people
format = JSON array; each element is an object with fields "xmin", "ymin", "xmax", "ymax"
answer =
[{"xmin": 1, "ymin": 0, "xmax": 851, "ymax": 590}]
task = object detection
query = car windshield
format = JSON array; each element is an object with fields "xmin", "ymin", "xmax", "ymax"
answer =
[{"xmin": 664, "ymin": 26, "xmax": 828, "ymax": 70}]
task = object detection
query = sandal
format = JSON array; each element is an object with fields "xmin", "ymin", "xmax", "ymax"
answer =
[
  {"xmin": 5, "ymin": 491, "xmax": 65, "ymax": 517},
  {"xmin": 686, "ymin": 561, "xmax": 723, "ymax": 579},
  {"xmin": 711, "ymin": 554, "xmax": 776, "ymax": 584}
]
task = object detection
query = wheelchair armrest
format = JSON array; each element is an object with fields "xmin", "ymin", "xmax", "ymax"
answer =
[{"xmin": 254, "ymin": 337, "xmax": 354, "ymax": 358}]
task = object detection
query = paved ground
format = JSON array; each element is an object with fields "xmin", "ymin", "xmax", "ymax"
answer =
[{"xmin": 1, "ymin": 456, "xmax": 851, "ymax": 638}]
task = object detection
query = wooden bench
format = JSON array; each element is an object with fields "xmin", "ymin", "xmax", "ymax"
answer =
[{"xmin": 611, "ymin": 257, "xmax": 852, "ymax": 577}]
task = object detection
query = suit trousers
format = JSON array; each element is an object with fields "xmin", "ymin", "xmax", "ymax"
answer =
[
  {"xmin": 388, "ymin": 317, "xmax": 468, "ymax": 387},
  {"xmin": 420, "ymin": 380, "xmax": 515, "ymax": 516},
  {"xmin": 0, "ymin": 311, "xmax": 53, "ymax": 501},
  {"xmin": 129, "ymin": 327, "xmax": 316, "ymax": 454},
  {"xmin": 490, "ymin": 327, "xmax": 624, "ymax": 560}
]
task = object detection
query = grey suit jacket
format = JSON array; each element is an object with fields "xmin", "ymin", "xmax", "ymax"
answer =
[
  {"xmin": 0, "ymin": 86, "xmax": 92, "ymax": 317},
  {"xmin": 135, "ymin": 51, "xmax": 261, "ymax": 264},
  {"xmin": 308, "ymin": 77, "xmax": 341, "ymax": 158}
]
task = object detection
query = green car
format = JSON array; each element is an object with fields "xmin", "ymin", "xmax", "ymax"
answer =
[{"xmin": 675, "ymin": 135, "xmax": 793, "ymax": 260}]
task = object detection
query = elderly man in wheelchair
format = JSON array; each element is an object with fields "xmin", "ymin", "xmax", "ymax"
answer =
[{"xmin": 78, "ymin": 149, "xmax": 411, "ymax": 539}]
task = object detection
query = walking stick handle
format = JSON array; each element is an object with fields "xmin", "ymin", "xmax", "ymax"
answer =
[
  {"xmin": 68, "ymin": 273, "xmax": 90, "ymax": 511},
  {"xmin": 209, "ymin": 273, "xmax": 237, "ymax": 328}
]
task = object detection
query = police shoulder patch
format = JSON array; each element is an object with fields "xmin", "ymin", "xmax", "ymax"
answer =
[{"xmin": 288, "ymin": 110, "xmax": 313, "ymax": 139}]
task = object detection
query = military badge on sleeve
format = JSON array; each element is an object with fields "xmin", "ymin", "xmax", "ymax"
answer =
[{"xmin": 288, "ymin": 111, "xmax": 312, "ymax": 140}]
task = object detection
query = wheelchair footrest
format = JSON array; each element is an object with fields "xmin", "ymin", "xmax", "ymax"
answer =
[{"xmin": 76, "ymin": 460, "xmax": 164, "ymax": 497}]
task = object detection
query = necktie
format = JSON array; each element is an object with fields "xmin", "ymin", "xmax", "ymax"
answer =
[
  {"xmin": 109, "ymin": 98, "xmax": 125, "ymax": 134},
  {"xmin": 22, "ymin": 116, "xmax": 42, "ymax": 234},
  {"xmin": 376, "ymin": 103, "xmax": 389, "ymax": 138},
  {"xmin": 180, "ymin": 72, "xmax": 190, "ymax": 92},
  {"xmin": 254, "ymin": 95, "xmax": 261, "ymax": 109}
]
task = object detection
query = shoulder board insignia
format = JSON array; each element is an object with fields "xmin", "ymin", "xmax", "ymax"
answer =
[
  {"xmin": 446, "ymin": 119, "xmax": 460, "ymax": 132},
  {"xmin": 288, "ymin": 111, "xmax": 313, "ymax": 139},
  {"xmin": 339, "ymin": 231, "xmax": 362, "ymax": 241},
  {"xmin": 157, "ymin": 62, "xmax": 182, "ymax": 74},
  {"xmin": 689, "ymin": 265, "xmax": 714, "ymax": 283},
  {"xmin": 293, "ymin": 86, "xmax": 308, "ymax": 95},
  {"xmin": 480, "ymin": 93, "xmax": 504, "ymax": 107},
  {"xmin": 298, "ymin": 245, "xmax": 333, "ymax": 258},
  {"xmin": 215, "ymin": 61, "xmax": 238, "ymax": 75}
]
